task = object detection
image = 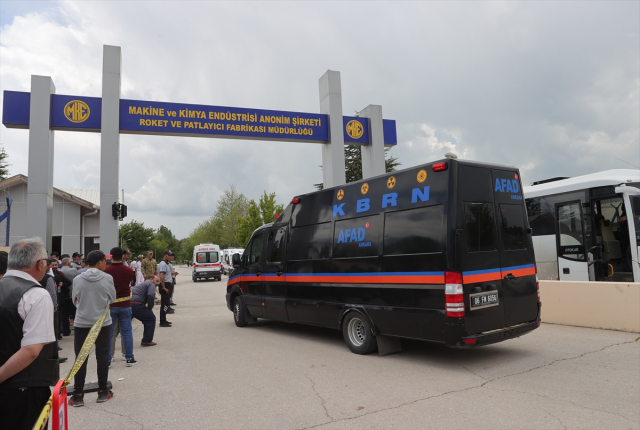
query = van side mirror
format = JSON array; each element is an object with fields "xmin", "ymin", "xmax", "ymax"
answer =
[{"xmin": 232, "ymin": 253, "xmax": 241, "ymax": 268}]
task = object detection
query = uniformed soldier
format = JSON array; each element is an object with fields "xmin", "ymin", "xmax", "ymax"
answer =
[{"xmin": 141, "ymin": 251, "xmax": 156, "ymax": 279}]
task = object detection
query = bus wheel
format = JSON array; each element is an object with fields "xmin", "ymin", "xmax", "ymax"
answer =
[
  {"xmin": 233, "ymin": 297, "xmax": 248, "ymax": 327},
  {"xmin": 342, "ymin": 312, "xmax": 377, "ymax": 355}
]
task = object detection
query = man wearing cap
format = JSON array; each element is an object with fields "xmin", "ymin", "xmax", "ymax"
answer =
[
  {"xmin": 141, "ymin": 251, "xmax": 156, "ymax": 279},
  {"xmin": 71, "ymin": 252, "xmax": 83, "ymax": 269},
  {"xmin": 157, "ymin": 251, "xmax": 173, "ymax": 327},
  {"xmin": 68, "ymin": 250, "xmax": 116, "ymax": 407},
  {"xmin": 0, "ymin": 238, "xmax": 59, "ymax": 428}
]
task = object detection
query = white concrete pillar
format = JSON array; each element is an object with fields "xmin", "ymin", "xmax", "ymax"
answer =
[
  {"xmin": 359, "ymin": 104, "xmax": 385, "ymax": 178},
  {"xmin": 99, "ymin": 45, "xmax": 121, "ymax": 253},
  {"xmin": 26, "ymin": 75, "xmax": 55, "ymax": 251},
  {"xmin": 319, "ymin": 70, "xmax": 346, "ymax": 188}
]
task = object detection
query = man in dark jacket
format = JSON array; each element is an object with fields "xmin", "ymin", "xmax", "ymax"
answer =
[
  {"xmin": 131, "ymin": 275, "xmax": 160, "ymax": 346},
  {"xmin": 0, "ymin": 238, "xmax": 58, "ymax": 430},
  {"xmin": 52, "ymin": 260, "xmax": 72, "ymax": 336}
]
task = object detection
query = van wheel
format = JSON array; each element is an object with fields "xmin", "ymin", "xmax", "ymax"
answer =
[
  {"xmin": 342, "ymin": 312, "xmax": 377, "ymax": 355},
  {"xmin": 233, "ymin": 297, "xmax": 248, "ymax": 327},
  {"xmin": 192, "ymin": 276, "xmax": 196, "ymax": 282}
]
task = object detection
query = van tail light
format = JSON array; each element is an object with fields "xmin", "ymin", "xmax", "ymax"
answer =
[
  {"xmin": 445, "ymin": 271, "xmax": 465, "ymax": 318},
  {"xmin": 432, "ymin": 162, "xmax": 448, "ymax": 172}
]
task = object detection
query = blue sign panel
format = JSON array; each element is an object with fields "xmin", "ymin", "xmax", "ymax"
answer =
[
  {"xmin": 120, "ymin": 99, "xmax": 328, "ymax": 143},
  {"xmin": 342, "ymin": 116, "xmax": 370, "ymax": 144},
  {"xmin": 2, "ymin": 90, "xmax": 397, "ymax": 146},
  {"xmin": 51, "ymin": 94, "xmax": 102, "ymax": 132}
]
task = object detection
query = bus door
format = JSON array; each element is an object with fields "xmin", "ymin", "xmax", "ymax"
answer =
[
  {"xmin": 262, "ymin": 226, "xmax": 288, "ymax": 321},
  {"xmin": 492, "ymin": 170, "xmax": 538, "ymax": 327},
  {"xmin": 242, "ymin": 232, "xmax": 266, "ymax": 318},
  {"xmin": 555, "ymin": 200, "xmax": 589, "ymax": 281},
  {"xmin": 459, "ymin": 166, "xmax": 505, "ymax": 333}
]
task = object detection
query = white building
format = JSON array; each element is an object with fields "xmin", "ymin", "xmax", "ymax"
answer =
[{"xmin": 0, "ymin": 174, "xmax": 122, "ymax": 255}]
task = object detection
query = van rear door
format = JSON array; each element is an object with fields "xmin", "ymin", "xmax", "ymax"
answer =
[
  {"xmin": 492, "ymin": 169, "xmax": 538, "ymax": 327},
  {"xmin": 458, "ymin": 165, "xmax": 506, "ymax": 333}
]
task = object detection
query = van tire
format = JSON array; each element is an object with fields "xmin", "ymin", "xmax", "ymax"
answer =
[
  {"xmin": 233, "ymin": 297, "xmax": 248, "ymax": 327},
  {"xmin": 342, "ymin": 312, "xmax": 377, "ymax": 355}
]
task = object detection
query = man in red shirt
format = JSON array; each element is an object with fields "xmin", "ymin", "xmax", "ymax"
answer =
[{"xmin": 105, "ymin": 247, "xmax": 136, "ymax": 366}]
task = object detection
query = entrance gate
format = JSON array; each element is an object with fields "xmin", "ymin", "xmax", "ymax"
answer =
[{"xmin": 2, "ymin": 45, "xmax": 397, "ymax": 252}]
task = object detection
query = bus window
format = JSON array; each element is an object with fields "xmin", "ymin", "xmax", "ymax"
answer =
[
  {"xmin": 383, "ymin": 206, "xmax": 442, "ymax": 255},
  {"xmin": 557, "ymin": 202, "xmax": 585, "ymax": 259},
  {"xmin": 464, "ymin": 203, "xmax": 496, "ymax": 252},
  {"xmin": 499, "ymin": 204, "xmax": 527, "ymax": 250},
  {"xmin": 289, "ymin": 223, "xmax": 331, "ymax": 260}
]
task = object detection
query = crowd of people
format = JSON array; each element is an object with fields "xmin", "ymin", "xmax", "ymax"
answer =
[{"xmin": 0, "ymin": 237, "xmax": 180, "ymax": 429}]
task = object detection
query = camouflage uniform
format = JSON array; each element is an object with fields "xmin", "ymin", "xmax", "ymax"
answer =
[{"xmin": 141, "ymin": 253, "xmax": 157, "ymax": 278}]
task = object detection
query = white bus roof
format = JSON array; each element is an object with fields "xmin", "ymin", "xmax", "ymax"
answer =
[{"xmin": 524, "ymin": 169, "xmax": 640, "ymax": 199}]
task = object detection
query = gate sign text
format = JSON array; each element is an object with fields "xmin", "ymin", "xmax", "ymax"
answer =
[{"xmin": 2, "ymin": 91, "xmax": 397, "ymax": 146}]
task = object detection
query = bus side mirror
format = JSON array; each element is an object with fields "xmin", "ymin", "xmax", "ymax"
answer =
[{"xmin": 232, "ymin": 253, "xmax": 241, "ymax": 268}]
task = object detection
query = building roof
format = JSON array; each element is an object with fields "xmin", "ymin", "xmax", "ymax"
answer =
[
  {"xmin": 0, "ymin": 174, "xmax": 100, "ymax": 210},
  {"xmin": 59, "ymin": 188, "xmax": 101, "ymax": 207}
]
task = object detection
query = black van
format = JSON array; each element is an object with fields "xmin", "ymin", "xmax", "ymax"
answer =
[{"xmin": 226, "ymin": 158, "xmax": 541, "ymax": 354}]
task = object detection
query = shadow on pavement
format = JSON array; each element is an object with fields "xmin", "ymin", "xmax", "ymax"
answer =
[{"xmin": 246, "ymin": 319, "xmax": 531, "ymax": 367}]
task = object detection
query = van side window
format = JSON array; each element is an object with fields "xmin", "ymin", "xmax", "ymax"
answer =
[
  {"xmin": 464, "ymin": 203, "xmax": 496, "ymax": 252},
  {"xmin": 247, "ymin": 233, "xmax": 265, "ymax": 267},
  {"xmin": 334, "ymin": 215, "xmax": 379, "ymax": 258},
  {"xmin": 266, "ymin": 228, "xmax": 286, "ymax": 263},
  {"xmin": 384, "ymin": 206, "xmax": 443, "ymax": 255},
  {"xmin": 289, "ymin": 223, "xmax": 331, "ymax": 260},
  {"xmin": 499, "ymin": 204, "xmax": 527, "ymax": 250}
]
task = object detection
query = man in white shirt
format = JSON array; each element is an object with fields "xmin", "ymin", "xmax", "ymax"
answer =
[{"xmin": 0, "ymin": 238, "xmax": 58, "ymax": 430}]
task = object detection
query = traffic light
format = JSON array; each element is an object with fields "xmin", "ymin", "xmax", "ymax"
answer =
[
  {"xmin": 112, "ymin": 202, "xmax": 120, "ymax": 219},
  {"xmin": 120, "ymin": 204, "xmax": 128, "ymax": 219}
]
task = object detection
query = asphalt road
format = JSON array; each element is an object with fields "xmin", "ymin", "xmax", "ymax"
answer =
[{"xmin": 59, "ymin": 270, "xmax": 640, "ymax": 430}]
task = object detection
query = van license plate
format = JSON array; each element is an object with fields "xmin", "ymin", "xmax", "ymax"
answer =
[{"xmin": 470, "ymin": 292, "xmax": 499, "ymax": 310}]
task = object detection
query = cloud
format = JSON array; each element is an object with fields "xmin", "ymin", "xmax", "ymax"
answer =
[{"xmin": 1, "ymin": 1, "xmax": 638, "ymax": 239}]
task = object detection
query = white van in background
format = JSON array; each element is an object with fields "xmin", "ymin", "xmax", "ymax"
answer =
[
  {"xmin": 221, "ymin": 248, "xmax": 244, "ymax": 275},
  {"xmin": 192, "ymin": 243, "xmax": 222, "ymax": 282}
]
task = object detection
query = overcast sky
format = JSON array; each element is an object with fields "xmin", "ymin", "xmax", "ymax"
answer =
[{"xmin": 1, "ymin": 1, "xmax": 638, "ymax": 239}]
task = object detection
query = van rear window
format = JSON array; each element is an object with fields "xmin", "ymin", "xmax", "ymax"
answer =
[
  {"xmin": 383, "ymin": 206, "xmax": 443, "ymax": 255},
  {"xmin": 289, "ymin": 223, "xmax": 331, "ymax": 260},
  {"xmin": 499, "ymin": 204, "xmax": 527, "ymax": 250},
  {"xmin": 465, "ymin": 203, "xmax": 496, "ymax": 252},
  {"xmin": 196, "ymin": 251, "xmax": 219, "ymax": 263}
]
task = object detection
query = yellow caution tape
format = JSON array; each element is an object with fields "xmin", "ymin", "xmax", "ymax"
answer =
[{"xmin": 32, "ymin": 296, "xmax": 131, "ymax": 430}]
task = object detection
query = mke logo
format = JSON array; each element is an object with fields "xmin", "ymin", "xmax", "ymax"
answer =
[
  {"xmin": 64, "ymin": 100, "xmax": 90, "ymax": 123},
  {"xmin": 345, "ymin": 120, "xmax": 364, "ymax": 139}
]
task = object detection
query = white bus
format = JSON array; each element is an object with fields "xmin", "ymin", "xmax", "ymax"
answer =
[{"xmin": 523, "ymin": 169, "xmax": 640, "ymax": 282}]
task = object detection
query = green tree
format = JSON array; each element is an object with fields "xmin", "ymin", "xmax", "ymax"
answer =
[
  {"xmin": 183, "ymin": 185, "xmax": 249, "ymax": 254},
  {"xmin": 236, "ymin": 191, "xmax": 284, "ymax": 246},
  {"xmin": 314, "ymin": 146, "xmax": 400, "ymax": 190},
  {"xmin": 119, "ymin": 220, "xmax": 154, "ymax": 257},
  {"xmin": 0, "ymin": 146, "xmax": 10, "ymax": 181}
]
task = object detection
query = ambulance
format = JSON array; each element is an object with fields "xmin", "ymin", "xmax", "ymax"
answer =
[
  {"xmin": 192, "ymin": 243, "xmax": 222, "ymax": 282},
  {"xmin": 221, "ymin": 248, "xmax": 244, "ymax": 275}
]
